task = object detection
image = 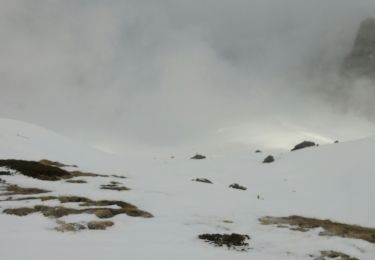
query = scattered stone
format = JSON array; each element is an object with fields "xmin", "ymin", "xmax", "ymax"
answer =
[
  {"xmin": 66, "ymin": 179, "xmax": 87, "ymax": 184},
  {"xmin": 314, "ymin": 250, "xmax": 359, "ymax": 260},
  {"xmin": 191, "ymin": 154, "xmax": 206, "ymax": 160},
  {"xmin": 259, "ymin": 215, "xmax": 375, "ymax": 243},
  {"xmin": 255, "ymin": 150, "xmax": 262, "ymax": 153},
  {"xmin": 262, "ymin": 155, "xmax": 275, "ymax": 163},
  {"xmin": 229, "ymin": 183, "xmax": 247, "ymax": 191},
  {"xmin": 87, "ymin": 221, "xmax": 114, "ymax": 230},
  {"xmin": 334, "ymin": 140, "xmax": 339, "ymax": 144},
  {"xmin": 291, "ymin": 141, "xmax": 316, "ymax": 151},
  {"xmin": 192, "ymin": 178, "xmax": 213, "ymax": 184},
  {"xmin": 198, "ymin": 233, "xmax": 250, "ymax": 250}
]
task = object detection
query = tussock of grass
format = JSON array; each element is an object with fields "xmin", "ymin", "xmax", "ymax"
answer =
[{"xmin": 259, "ymin": 215, "xmax": 375, "ymax": 243}]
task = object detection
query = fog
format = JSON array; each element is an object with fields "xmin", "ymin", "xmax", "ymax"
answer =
[{"xmin": 1, "ymin": 0, "xmax": 375, "ymax": 155}]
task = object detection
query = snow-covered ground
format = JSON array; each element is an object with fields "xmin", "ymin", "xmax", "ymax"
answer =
[{"xmin": 0, "ymin": 118, "xmax": 374, "ymax": 259}]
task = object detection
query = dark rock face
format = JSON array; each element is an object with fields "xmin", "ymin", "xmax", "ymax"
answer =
[
  {"xmin": 263, "ymin": 155, "xmax": 274, "ymax": 163},
  {"xmin": 190, "ymin": 154, "xmax": 206, "ymax": 160},
  {"xmin": 342, "ymin": 18, "xmax": 375, "ymax": 78},
  {"xmin": 291, "ymin": 141, "xmax": 316, "ymax": 151}
]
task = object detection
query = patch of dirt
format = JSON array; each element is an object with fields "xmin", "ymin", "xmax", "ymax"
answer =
[
  {"xmin": 259, "ymin": 215, "xmax": 375, "ymax": 243},
  {"xmin": 0, "ymin": 184, "xmax": 50, "ymax": 196},
  {"xmin": 314, "ymin": 250, "xmax": 359, "ymax": 260},
  {"xmin": 111, "ymin": 175, "xmax": 126, "ymax": 179},
  {"xmin": 192, "ymin": 178, "xmax": 213, "ymax": 184},
  {"xmin": 0, "ymin": 159, "xmax": 73, "ymax": 181},
  {"xmin": 87, "ymin": 220, "xmax": 114, "ymax": 230},
  {"xmin": 229, "ymin": 183, "xmax": 247, "ymax": 190},
  {"xmin": 55, "ymin": 221, "xmax": 86, "ymax": 232},
  {"xmin": 0, "ymin": 171, "xmax": 13, "ymax": 176},
  {"xmin": 65, "ymin": 179, "xmax": 87, "ymax": 184},
  {"xmin": 100, "ymin": 181, "xmax": 130, "ymax": 191},
  {"xmin": 198, "ymin": 233, "xmax": 250, "ymax": 251},
  {"xmin": 3, "ymin": 207, "xmax": 38, "ymax": 216},
  {"xmin": 3, "ymin": 195, "xmax": 153, "ymax": 219},
  {"xmin": 39, "ymin": 159, "xmax": 77, "ymax": 168},
  {"xmin": 70, "ymin": 170, "xmax": 109, "ymax": 178},
  {"xmin": 191, "ymin": 154, "xmax": 206, "ymax": 160}
]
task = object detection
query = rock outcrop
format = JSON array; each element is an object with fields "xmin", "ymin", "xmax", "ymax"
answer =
[{"xmin": 342, "ymin": 18, "xmax": 375, "ymax": 78}]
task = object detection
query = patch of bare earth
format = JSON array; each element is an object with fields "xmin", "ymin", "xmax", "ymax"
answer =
[
  {"xmin": 0, "ymin": 184, "xmax": 50, "ymax": 196},
  {"xmin": 100, "ymin": 181, "xmax": 129, "ymax": 191},
  {"xmin": 3, "ymin": 195, "xmax": 153, "ymax": 219},
  {"xmin": 39, "ymin": 159, "xmax": 77, "ymax": 168},
  {"xmin": 259, "ymin": 215, "xmax": 375, "ymax": 243},
  {"xmin": 198, "ymin": 233, "xmax": 250, "ymax": 251},
  {"xmin": 65, "ymin": 179, "xmax": 87, "ymax": 184},
  {"xmin": 313, "ymin": 250, "xmax": 359, "ymax": 260}
]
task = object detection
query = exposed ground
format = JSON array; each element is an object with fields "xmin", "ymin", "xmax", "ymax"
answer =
[{"xmin": 259, "ymin": 215, "xmax": 375, "ymax": 243}]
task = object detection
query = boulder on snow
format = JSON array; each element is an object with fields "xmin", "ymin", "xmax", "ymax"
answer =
[
  {"xmin": 190, "ymin": 154, "xmax": 206, "ymax": 160},
  {"xmin": 192, "ymin": 178, "xmax": 213, "ymax": 184},
  {"xmin": 291, "ymin": 141, "xmax": 316, "ymax": 151},
  {"xmin": 341, "ymin": 18, "xmax": 375, "ymax": 78},
  {"xmin": 229, "ymin": 183, "xmax": 247, "ymax": 191},
  {"xmin": 263, "ymin": 155, "xmax": 275, "ymax": 163}
]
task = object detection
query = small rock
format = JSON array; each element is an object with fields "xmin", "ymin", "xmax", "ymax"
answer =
[
  {"xmin": 262, "ymin": 155, "xmax": 274, "ymax": 163},
  {"xmin": 255, "ymin": 150, "xmax": 262, "ymax": 153},
  {"xmin": 95, "ymin": 209, "xmax": 114, "ymax": 219},
  {"xmin": 87, "ymin": 221, "xmax": 114, "ymax": 230},
  {"xmin": 229, "ymin": 183, "xmax": 247, "ymax": 191},
  {"xmin": 190, "ymin": 154, "xmax": 206, "ymax": 160},
  {"xmin": 192, "ymin": 178, "xmax": 213, "ymax": 184},
  {"xmin": 334, "ymin": 140, "xmax": 339, "ymax": 143},
  {"xmin": 291, "ymin": 141, "xmax": 316, "ymax": 151}
]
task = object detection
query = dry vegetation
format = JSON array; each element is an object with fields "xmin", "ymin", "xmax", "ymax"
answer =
[
  {"xmin": 100, "ymin": 181, "xmax": 129, "ymax": 191},
  {"xmin": 3, "ymin": 195, "xmax": 153, "ymax": 219},
  {"xmin": 198, "ymin": 233, "xmax": 250, "ymax": 251},
  {"xmin": 259, "ymin": 215, "xmax": 375, "ymax": 243}
]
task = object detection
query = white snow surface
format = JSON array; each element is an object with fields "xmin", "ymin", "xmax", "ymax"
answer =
[{"xmin": 0, "ymin": 118, "xmax": 374, "ymax": 259}]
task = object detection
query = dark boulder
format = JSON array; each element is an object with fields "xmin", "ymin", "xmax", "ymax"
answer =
[
  {"xmin": 190, "ymin": 154, "xmax": 206, "ymax": 160},
  {"xmin": 229, "ymin": 183, "xmax": 247, "ymax": 191},
  {"xmin": 291, "ymin": 141, "xmax": 316, "ymax": 151},
  {"xmin": 192, "ymin": 178, "xmax": 213, "ymax": 184},
  {"xmin": 263, "ymin": 155, "xmax": 274, "ymax": 163}
]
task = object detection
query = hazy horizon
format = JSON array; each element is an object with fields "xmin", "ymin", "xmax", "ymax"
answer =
[{"xmin": 2, "ymin": 0, "xmax": 375, "ymax": 155}]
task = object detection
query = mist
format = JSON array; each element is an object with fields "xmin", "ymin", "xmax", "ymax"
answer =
[{"xmin": 2, "ymin": 0, "xmax": 375, "ymax": 155}]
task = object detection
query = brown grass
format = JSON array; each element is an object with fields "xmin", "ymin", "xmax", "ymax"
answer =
[
  {"xmin": 0, "ymin": 185, "xmax": 50, "ymax": 196},
  {"xmin": 39, "ymin": 159, "xmax": 77, "ymax": 168},
  {"xmin": 259, "ymin": 215, "xmax": 375, "ymax": 243},
  {"xmin": 3, "ymin": 195, "xmax": 153, "ymax": 219},
  {"xmin": 314, "ymin": 250, "xmax": 359, "ymax": 260}
]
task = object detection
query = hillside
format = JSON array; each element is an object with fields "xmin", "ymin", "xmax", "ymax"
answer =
[{"xmin": 0, "ymin": 118, "xmax": 374, "ymax": 259}]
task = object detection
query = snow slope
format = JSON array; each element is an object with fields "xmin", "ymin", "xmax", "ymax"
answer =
[{"xmin": 0, "ymin": 118, "xmax": 374, "ymax": 259}]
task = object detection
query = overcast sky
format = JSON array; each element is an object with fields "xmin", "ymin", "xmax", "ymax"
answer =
[{"xmin": 2, "ymin": 0, "xmax": 375, "ymax": 155}]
